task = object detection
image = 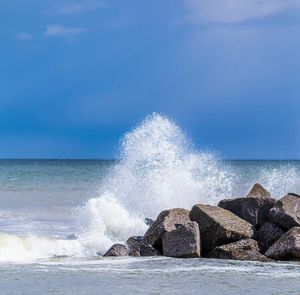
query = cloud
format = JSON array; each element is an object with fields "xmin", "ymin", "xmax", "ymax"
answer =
[
  {"xmin": 53, "ymin": 1, "xmax": 106, "ymax": 15},
  {"xmin": 16, "ymin": 32, "xmax": 32, "ymax": 41},
  {"xmin": 44, "ymin": 24, "xmax": 87, "ymax": 37},
  {"xmin": 184, "ymin": 0, "xmax": 300, "ymax": 24}
]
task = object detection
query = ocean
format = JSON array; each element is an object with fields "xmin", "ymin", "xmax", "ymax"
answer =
[{"xmin": 0, "ymin": 115, "xmax": 300, "ymax": 294}]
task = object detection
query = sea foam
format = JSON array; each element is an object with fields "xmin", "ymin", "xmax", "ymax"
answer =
[
  {"xmin": 76, "ymin": 114, "xmax": 235, "ymax": 253},
  {"xmin": 1, "ymin": 113, "xmax": 299, "ymax": 262},
  {"xmin": 0, "ymin": 114, "xmax": 235, "ymax": 261}
]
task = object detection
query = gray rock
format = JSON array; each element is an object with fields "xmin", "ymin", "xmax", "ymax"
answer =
[
  {"xmin": 140, "ymin": 243, "xmax": 159, "ymax": 256},
  {"xmin": 127, "ymin": 236, "xmax": 143, "ymax": 252},
  {"xmin": 265, "ymin": 227, "xmax": 300, "ymax": 260},
  {"xmin": 162, "ymin": 222, "xmax": 200, "ymax": 258},
  {"xmin": 189, "ymin": 204, "xmax": 255, "ymax": 253},
  {"xmin": 247, "ymin": 183, "xmax": 271, "ymax": 199},
  {"xmin": 126, "ymin": 236, "xmax": 159, "ymax": 257},
  {"xmin": 144, "ymin": 208, "xmax": 190, "ymax": 251},
  {"xmin": 218, "ymin": 184, "xmax": 275, "ymax": 227},
  {"xmin": 269, "ymin": 193, "xmax": 300, "ymax": 230},
  {"xmin": 207, "ymin": 239, "xmax": 270, "ymax": 262},
  {"xmin": 258, "ymin": 222, "xmax": 285, "ymax": 252},
  {"xmin": 103, "ymin": 244, "xmax": 128, "ymax": 257}
]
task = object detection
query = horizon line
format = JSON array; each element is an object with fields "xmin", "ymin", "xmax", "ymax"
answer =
[{"xmin": 0, "ymin": 158, "xmax": 299, "ymax": 161}]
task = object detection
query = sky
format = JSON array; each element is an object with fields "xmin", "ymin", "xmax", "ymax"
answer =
[{"xmin": 1, "ymin": 0, "xmax": 300, "ymax": 159}]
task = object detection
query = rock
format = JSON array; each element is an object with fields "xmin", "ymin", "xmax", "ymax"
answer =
[
  {"xmin": 144, "ymin": 208, "xmax": 190, "ymax": 251},
  {"xmin": 140, "ymin": 244, "xmax": 159, "ymax": 256},
  {"xmin": 126, "ymin": 236, "xmax": 143, "ymax": 257},
  {"xmin": 126, "ymin": 236, "xmax": 159, "ymax": 257},
  {"xmin": 207, "ymin": 239, "xmax": 270, "ymax": 262},
  {"xmin": 265, "ymin": 227, "xmax": 300, "ymax": 260},
  {"xmin": 129, "ymin": 250, "xmax": 140, "ymax": 257},
  {"xmin": 127, "ymin": 236, "xmax": 144, "ymax": 252},
  {"xmin": 189, "ymin": 204, "xmax": 255, "ymax": 253},
  {"xmin": 269, "ymin": 193, "xmax": 300, "ymax": 230},
  {"xmin": 258, "ymin": 222, "xmax": 285, "ymax": 252},
  {"xmin": 103, "ymin": 244, "xmax": 128, "ymax": 257},
  {"xmin": 162, "ymin": 222, "xmax": 200, "ymax": 258},
  {"xmin": 247, "ymin": 183, "xmax": 271, "ymax": 198},
  {"xmin": 218, "ymin": 184, "xmax": 276, "ymax": 227}
]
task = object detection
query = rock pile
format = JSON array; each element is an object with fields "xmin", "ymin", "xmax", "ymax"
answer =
[{"xmin": 102, "ymin": 183, "xmax": 300, "ymax": 262}]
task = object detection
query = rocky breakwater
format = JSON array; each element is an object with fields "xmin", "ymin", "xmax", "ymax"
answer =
[{"xmin": 103, "ymin": 184, "xmax": 300, "ymax": 263}]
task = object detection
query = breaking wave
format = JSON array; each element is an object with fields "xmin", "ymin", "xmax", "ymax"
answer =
[
  {"xmin": 1, "ymin": 113, "xmax": 299, "ymax": 262},
  {"xmin": 76, "ymin": 114, "xmax": 235, "ymax": 253}
]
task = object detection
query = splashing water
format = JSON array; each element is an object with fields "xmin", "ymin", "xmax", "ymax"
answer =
[
  {"xmin": 2, "ymin": 113, "xmax": 299, "ymax": 262},
  {"xmin": 258, "ymin": 164, "xmax": 300, "ymax": 198},
  {"xmin": 76, "ymin": 114, "xmax": 235, "ymax": 253}
]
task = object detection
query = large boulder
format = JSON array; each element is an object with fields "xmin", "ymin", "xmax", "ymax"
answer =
[
  {"xmin": 258, "ymin": 222, "xmax": 285, "ymax": 252},
  {"xmin": 126, "ymin": 236, "xmax": 159, "ymax": 257},
  {"xmin": 162, "ymin": 222, "xmax": 200, "ymax": 258},
  {"xmin": 265, "ymin": 227, "xmax": 300, "ymax": 260},
  {"xmin": 103, "ymin": 244, "xmax": 128, "ymax": 257},
  {"xmin": 269, "ymin": 193, "xmax": 300, "ymax": 230},
  {"xmin": 218, "ymin": 184, "xmax": 275, "ymax": 227},
  {"xmin": 144, "ymin": 208, "xmax": 190, "ymax": 251},
  {"xmin": 189, "ymin": 204, "xmax": 255, "ymax": 253},
  {"xmin": 207, "ymin": 239, "xmax": 270, "ymax": 262}
]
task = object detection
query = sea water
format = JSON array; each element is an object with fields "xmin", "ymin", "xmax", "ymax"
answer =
[{"xmin": 0, "ymin": 114, "xmax": 300, "ymax": 294}]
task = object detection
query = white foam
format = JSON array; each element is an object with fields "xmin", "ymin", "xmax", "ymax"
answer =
[
  {"xmin": 76, "ymin": 114, "xmax": 235, "ymax": 254},
  {"xmin": 258, "ymin": 164, "xmax": 300, "ymax": 198},
  {"xmin": 0, "ymin": 232, "xmax": 84, "ymax": 262},
  {"xmin": 0, "ymin": 113, "xmax": 235, "ymax": 262}
]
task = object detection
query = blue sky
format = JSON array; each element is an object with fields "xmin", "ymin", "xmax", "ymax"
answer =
[{"xmin": 1, "ymin": 0, "xmax": 300, "ymax": 159}]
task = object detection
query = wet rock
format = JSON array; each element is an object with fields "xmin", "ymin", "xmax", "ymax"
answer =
[
  {"xmin": 162, "ymin": 222, "xmax": 200, "ymax": 258},
  {"xmin": 247, "ymin": 183, "xmax": 271, "ymax": 199},
  {"xmin": 265, "ymin": 227, "xmax": 300, "ymax": 260},
  {"xmin": 207, "ymin": 239, "xmax": 270, "ymax": 262},
  {"xmin": 127, "ymin": 236, "xmax": 144, "ymax": 252},
  {"xmin": 258, "ymin": 222, "xmax": 285, "ymax": 252},
  {"xmin": 140, "ymin": 243, "xmax": 159, "ymax": 256},
  {"xmin": 103, "ymin": 244, "xmax": 128, "ymax": 257},
  {"xmin": 126, "ymin": 236, "xmax": 159, "ymax": 257},
  {"xmin": 189, "ymin": 204, "xmax": 255, "ymax": 253},
  {"xmin": 144, "ymin": 208, "xmax": 190, "ymax": 251},
  {"xmin": 218, "ymin": 184, "xmax": 275, "ymax": 227},
  {"xmin": 269, "ymin": 193, "xmax": 300, "ymax": 230}
]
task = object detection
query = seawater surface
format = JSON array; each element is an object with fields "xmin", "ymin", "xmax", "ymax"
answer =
[{"xmin": 1, "ymin": 115, "xmax": 300, "ymax": 294}]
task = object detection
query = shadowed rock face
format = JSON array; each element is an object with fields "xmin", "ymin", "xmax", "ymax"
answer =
[
  {"xmin": 259, "ymin": 222, "xmax": 285, "ymax": 253},
  {"xmin": 189, "ymin": 204, "xmax": 255, "ymax": 253},
  {"xmin": 207, "ymin": 239, "xmax": 270, "ymax": 262},
  {"xmin": 269, "ymin": 194, "xmax": 300, "ymax": 230},
  {"xmin": 218, "ymin": 184, "xmax": 275, "ymax": 227},
  {"xmin": 265, "ymin": 227, "xmax": 300, "ymax": 260},
  {"xmin": 162, "ymin": 222, "xmax": 200, "ymax": 258},
  {"xmin": 103, "ymin": 244, "xmax": 128, "ymax": 257},
  {"xmin": 126, "ymin": 236, "xmax": 159, "ymax": 257},
  {"xmin": 144, "ymin": 208, "xmax": 190, "ymax": 251}
]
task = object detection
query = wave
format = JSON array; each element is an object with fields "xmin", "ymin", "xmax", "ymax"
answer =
[
  {"xmin": 75, "ymin": 114, "xmax": 235, "ymax": 254},
  {"xmin": 1, "ymin": 113, "xmax": 299, "ymax": 262}
]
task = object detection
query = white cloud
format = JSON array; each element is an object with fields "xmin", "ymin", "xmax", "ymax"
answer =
[
  {"xmin": 184, "ymin": 0, "xmax": 300, "ymax": 24},
  {"xmin": 53, "ymin": 1, "xmax": 106, "ymax": 15},
  {"xmin": 44, "ymin": 24, "xmax": 87, "ymax": 37},
  {"xmin": 16, "ymin": 32, "xmax": 32, "ymax": 41}
]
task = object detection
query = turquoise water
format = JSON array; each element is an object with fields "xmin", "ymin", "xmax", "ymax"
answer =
[{"xmin": 0, "ymin": 159, "xmax": 300, "ymax": 294}]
